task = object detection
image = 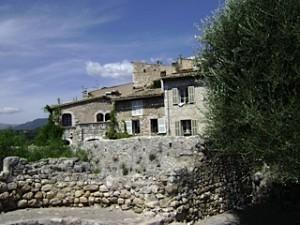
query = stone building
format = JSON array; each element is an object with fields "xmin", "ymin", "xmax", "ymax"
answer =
[
  {"xmin": 161, "ymin": 58, "xmax": 207, "ymax": 136},
  {"xmin": 51, "ymin": 58, "xmax": 206, "ymax": 145}
]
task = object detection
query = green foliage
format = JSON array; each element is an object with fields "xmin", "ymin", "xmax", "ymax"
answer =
[
  {"xmin": 91, "ymin": 166, "xmax": 101, "ymax": 174},
  {"xmin": 25, "ymin": 145, "xmax": 73, "ymax": 162},
  {"xmin": 34, "ymin": 122, "xmax": 65, "ymax": 146},
  {"xmin": 150, "ymin": 80, "xmax": 161, "ymax": 89},
  {"xmin": 197, "ymin": 0, "xmax": 300, "ymax": 182},
  {"xmin": 106, "ymin": 109, "xmax": 131, "ymax": 139},
  {"xmin": 0, "ymin": 129, "xmax": 28, "ymax": 162},
  {"xmin": 44, "ymin": 105, "xmax": 61, "ymax": 123},
  {"xmin": 74, "ymin": 149, "xmax": 89, "ymax": 162},
  {"xmin": 0, "ymin": 128, "xmax": 73, "ymax": 163}
]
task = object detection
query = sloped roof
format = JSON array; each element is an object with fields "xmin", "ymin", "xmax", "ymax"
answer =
[
  {"xmin": 114, "ymin": 88, "xmax": 163, "ymax": 101},
  {"xmin": 161, "ymin": 69, "xmax": 197, "ymax": 80},
  {"xmin": 52, "ymin": 83, "xmax": 134, "ymax": 108},
  {"xmin": 88, "ymin": 82, "xmax": 134, "ymax": 98}
]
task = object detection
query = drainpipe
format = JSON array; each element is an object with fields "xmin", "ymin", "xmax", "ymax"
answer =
[{"xmin": 167, "ymin": 89, "xmax": 171, "ymax": 136}]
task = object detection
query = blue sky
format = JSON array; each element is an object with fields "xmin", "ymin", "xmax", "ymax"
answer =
[{"xmin": 0, "ymin": 0, "xmax": 224, "ymax": 124}]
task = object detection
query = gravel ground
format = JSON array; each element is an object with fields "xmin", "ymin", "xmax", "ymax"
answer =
[
  {"xmin": 0, "ymin": 207, "xmax": 239, "ymax": 225},
  {"xmin": 0, "ymin": 207, "xmax": 164, "ymax": 225}
]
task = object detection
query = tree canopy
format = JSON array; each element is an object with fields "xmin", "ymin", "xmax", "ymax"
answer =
[{"xmin": 196, "ymin": 0, "xmax": 300, "ymax": 182}]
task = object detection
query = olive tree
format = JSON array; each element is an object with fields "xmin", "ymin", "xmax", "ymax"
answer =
[{"xmin": 196, "ymin": 0, "xmax": 300, "ymax": 182}]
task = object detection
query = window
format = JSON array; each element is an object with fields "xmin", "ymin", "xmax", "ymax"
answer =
[
  {"xmin": 150, "ymin": 119, "xmax": 158, "ymax": 133},
  {"xmin": 132, "ymin": 120, "xmax": 140, "ymax": 134},
  {"xmin": 172, "ymin": 86, "xmax": 195, "ymax": 105},
  {"xmin": 125, "ymin": 120, "xmax": 140, "ymax": 135},
  {"xmin": 181, "ymin": 120, "xmax": 191, "ymax": 136},
  {"xmin": 62, "ymin": 113, "xmax": 72, "ymax": 127},
  {"xmin": 150, "ymin": 118, "xmax": 166, "ymax": 134},
  {"xmin": 175, "ymin": 120, "xmax": 198, "ymax": 136},
  {"xmin": 105, "ymin": 113, "xmax": 110, "ymax": 121},
  {"xmin": 96, "ymin": 113, "xmax": 104, "ymax": 122},
  {"xmin": 179, "ymin": 88, "xmax": 188, "ymax": 103},
  {"xmin": 132, "ymin": 100, "xmax": 143, "ymax": 116}
]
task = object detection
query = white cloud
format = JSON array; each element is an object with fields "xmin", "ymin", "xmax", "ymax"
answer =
[
  {"xmin": 86, "ymin": 60, "xmax": 133, "ymax": 79},
  {"xmin": 0, "ymin": 107, "xmax": 21, "ymax": 115}
]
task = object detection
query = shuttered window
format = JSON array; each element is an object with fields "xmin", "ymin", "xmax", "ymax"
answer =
[
  {"xmin": 175, "ymin": 121, "xmax": 181, "ymax": 136},
  {"xmin": 125, "ymin": 120, "xmax": 132, "ymax": 134},
  {"xmin": 188, "ymin": 86, "xmax": 195, "ymax": 103},
  {"xmin": 191, "ymin": 120, "xmax": 198, "ymax": 135},
  {"xmin": 172, "ymin": 88, "xmax": 179, "ymax": 105},
  {"xmin": 158, "ymin": 118, "xmax": 166, "ymax": 133}
]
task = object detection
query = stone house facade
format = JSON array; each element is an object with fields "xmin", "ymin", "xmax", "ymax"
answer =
[
  {"xmin": 162, "ymin": 64, "xmax": 207, "ymax": 136},
  {"xmin": 52, "ymin": 58, "xmax": 206, "ymax": 145},
  {"xmin": 115, "ymin": 89, "xmax": 165, "ymax": 136}
]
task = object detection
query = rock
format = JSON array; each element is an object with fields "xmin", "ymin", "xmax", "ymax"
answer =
[
  {"xmin": 17, "ymin": 199, "xmax": 28, "ymax": 208},
  {"xmin": 170, "ymin": 200, "xmax": 180, "ymax": 208},
  {"xmin": 101, "ymin": 197, "xmax": 109, "ymax": 204},
  {"xmin": 56, "ymin": 192, "xmax": 65, "ymax": 200},
  {"xmin": 121, "ymin": 204, "xmax": 131, "ymax": 211},
  {"xmin": 143, "ymin": 211, "xmax": 156, "ymax": 218},
  {"xmin": 145, "ymin": 200, "xmax": 159, "ymax": 209},
  {"xmin": 75, "ymin": 190, "xmax": 84, "ymax": 198},
  {"xmin": 0, "ymin": 182, "xmax": 8, "ymax": 192},
  {"xmin": 31, "ymin": 183, "xmax": 42, "ymax": 192},
  {"xmin": 165, "ymin": 184, "xmax": 178, "ymax": 195},
  {"xmin": 41, "ymin": 184, "xmax": 53, "ymax": 192},
  {"xmin": 0, "ymin": 157, "xmax": 19, "ymax": 180},
  {"xmin": 79, "ymin": 196, "xmax": 88, "ymax": 204},
  {"xmin": 28, "ymin": 199, "xmax": 42, "ymax": 208},
  {"xmin": 34, "ymin": 191, "xmax": 43, "ymax": 199},
  {"xmin": 23, "ymin": 192, "xmax": 34, "ymax": 200},
  {"xmin": 159, "ymin": 198, "xmax": 172, "ymax": 208},
  {"xmin": 133, "ymin": 207, "xmax": 143, "ymax": 214},
  {"xmin": 49, "ymin": 198, "xmax": 62, "ymax": 206},
  {"xmin": 84, "ymin": 184, "xmax": 99, "ymax": 192},
  {"xmin": 120, "ymin": 189, "xmax": 131, "ymax": 199},
  {"xmin": 0, "ymin": 192, "xmax": 9, "ymax": 200},
  {"xmin": 156, "ymin": 194, "xmax": 165, "ymax": 199},
  {"xmin": 7, "ymin": 182, "xmax": 17, "ymax": 191},
  {"xmin": 132, "ymin": 197, "xmax": 144, "ymax": 207},
  {"xmin": 46, "ymin": 191, "xmax": 56, "ymax": 199},
  {"xmin": 100, "ymin": 185, "xmax": 109, "ymax": 192},
  {"xmin": 21, "ymin": 183, "xmax": 31, "ymax": 193},
  {"xmin": 118, "ymin": 198, "xmax": 125, "ymax": 205}
]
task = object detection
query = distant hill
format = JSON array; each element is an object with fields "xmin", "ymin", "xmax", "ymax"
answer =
[
  {"xmin": 13, "ymin": 118, "xmax": 48, "ymax": 131},
  {"xmin": 0, "ymin": 123, "xmax": 16, "ymax": 130}
]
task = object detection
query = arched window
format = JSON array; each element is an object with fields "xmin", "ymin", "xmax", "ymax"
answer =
[
  {"xmin": 105, "ymin": 113, "xmax": 110, "ymax": 121},
  {"xmin": 62, "ymin": 113, "xmax": 72, "ymax": 127},
  {"xmin": 96, "ymin": 113, "xmax": 104, "ymax": 122}
]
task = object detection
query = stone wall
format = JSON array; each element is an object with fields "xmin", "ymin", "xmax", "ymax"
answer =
[
  {"xmin": 132, "ymin": 62, "xmax": 166, "ymax": 89},
  {"xmin": 0, "ymin": 137, "xmax": 262, "ymax": 223},
  {"xmin": 82, "ymin": 136, "xmax": 200, "ymax": 177}
]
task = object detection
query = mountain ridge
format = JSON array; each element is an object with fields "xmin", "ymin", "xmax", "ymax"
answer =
[{"xmin": 0, "ymin": 118, "xmax": 48, "ymax": 131}]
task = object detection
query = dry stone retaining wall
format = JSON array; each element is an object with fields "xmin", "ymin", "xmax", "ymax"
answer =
[{"xmin": 0, "ymin": 137, "xmax": 261, "ymax": 223}]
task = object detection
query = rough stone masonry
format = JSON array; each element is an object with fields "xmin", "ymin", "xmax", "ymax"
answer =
[{"xmin": 0, "ymin": 136, "xmax": 269, "ymax": 223}]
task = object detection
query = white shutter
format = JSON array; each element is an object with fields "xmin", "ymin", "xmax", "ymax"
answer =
[
  {"xmin": 172, "ymin": 88, "xmax": 179, "ymax": 105},
  {"xmin": 158, "ymin": 118, "xmax": 166, "ymax": 134},
  {"xmin": 191, "ymin": 120, "xmax": 198, "ymax": 135},
  {"xmin": 125, "ymin": 120, "xmax": 132, "ymax": 134},
  {"xmin": 188, "ymin": 86, "xmax": 195, "ymax": 103},
  {"xmin": 175, "ymin": 121, "xmax": 181, "ymax": 136}
]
